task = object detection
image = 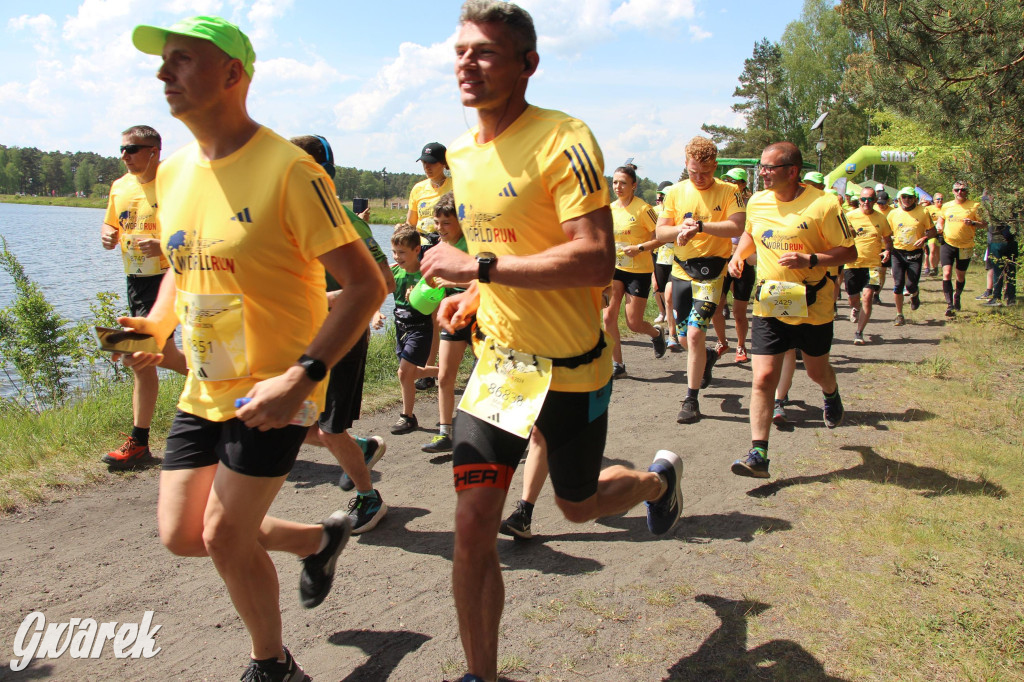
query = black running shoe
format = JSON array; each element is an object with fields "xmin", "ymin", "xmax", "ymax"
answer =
[
  {"xmin": 421, "ymin": 433, "xmax": 453, "ymax": 453},
  {"xmin": 700, "ymin": 346, "xmax": 718, "ymax": 389},
  {"xmin": 732, "ymin": 450, "xmax": 771, "ymax": 478},
  {"xmin": 910, "ymin": 294, "xmax": 920, "ymax": 311},
  {"xmin": 823, "ymin": 393, "xmax": 844, "ymax": 429},
  {"xmin": 390, "ymin": 413, "xmax": 418, "ymax": 435},
  {"xmin": 612, "ymin": 362, "xmax": 626, "ymax": 379},
  {"xmin": 652, "ymin": 326, "xmax": 667, "ymax": 359},
  {"xmin": 944, "ymin": 307, "xmax": 955, "ymax": 319},
  {"xmin": 499, "ymin": 501, "xmax": 533, "ymax": 540},
  {"xmin": 347, "ymin": 490, "xmax": 387, "ymax": 535},
  {"xmin": 239, "ymin": 646, "xmax": 308, "ymax": 682},
  {"xmin": 646, "ymin": 450, "xmax": 683, "ymax": 535},
  {"xmin": 414, "ymin": 377, "xmax": 435, "ymax": 391},
  {"xmin": 299, "ymin": 511, "xmax": 352, "ymax": 609},
  {"xmin": 676, "ymin": 397, "xmax": 700, "ymax": 424}
]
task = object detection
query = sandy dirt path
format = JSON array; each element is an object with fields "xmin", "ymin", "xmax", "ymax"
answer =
[{"xmin": 0, "ymin": 283, "xmax": 952, "ymax": 681}]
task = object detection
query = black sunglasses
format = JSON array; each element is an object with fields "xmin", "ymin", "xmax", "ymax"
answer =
[
  {"xmin": 953, "ymin": 187, "xmax": 968, "ymax": 193},
  {"xmin": 760, "ymin": 163, "xmax": 795, "ymax": 171},
  {"xmin": 860, "ymin": 197, "xmax": 876, "ymax": 203},
  {"xmin": 120, "ymin": 144, "xmax": 155, "ymax": 155}
]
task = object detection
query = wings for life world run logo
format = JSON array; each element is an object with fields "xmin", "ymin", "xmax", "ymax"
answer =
[
  {"xmin": 457, "ymin": 203, "xmax": 517, "ymax": 245},
  {"xmin": 759, "ymin": 229, "xmax": 805, "ymax": 252},
  {"xmin": 166, "ymin": 230, "xmax": 236, "ymax": 276},
  {"xmin": 9, "ymin": 611, "xmax": 161, "ymax": 671}
]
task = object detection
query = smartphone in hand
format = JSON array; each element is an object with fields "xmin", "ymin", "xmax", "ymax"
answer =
[
  {"xmin": 94, "ymin": 326, "xmax": 160, "ymax": 355},
  {"xmin": 352, "ymin": 198, "xmax": 369, "ymax": 214}
]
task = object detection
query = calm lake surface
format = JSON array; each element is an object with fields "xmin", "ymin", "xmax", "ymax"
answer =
[{"xmin": 0, "ymin": 202, "xmax": 397, "ymax": 397}]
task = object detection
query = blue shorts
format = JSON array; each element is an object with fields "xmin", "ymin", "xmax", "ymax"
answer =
[{"xmin": 396, "ymin": 321, "xmax": 433, "ymax": 366}]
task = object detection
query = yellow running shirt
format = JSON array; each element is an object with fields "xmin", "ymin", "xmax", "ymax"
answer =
[
  {"xmin": 611, "ymin": 197, "xmax": 657, "ymax": 274},
  {"xmin": 104, "ymin": 173, "xmax": 170, "ymax": 276},
  {"xmin": 745, "ymin": 185, "xmax": 855, "ymax": 326},
  {"xmin": 846, "ymin": 210, "xmax": 892, "ymax": 268},
  {"xmin": 408, "ymin": 176, "xmax": 453, "ymax": 236},
  {"xmin": 887, "ymin": 205, "xmax": 933, "ymax": 252},
  {"xmin": 940, "ymin": 199, "xmax": 983, "ymax": 249},
  {"xmin": 447, "ymin": 105, "xmax": 611, "ymax": 392},
  {"xmin": 876, "ymin": 203, "xmax": 893, "ymax": 219},
  {"xmin": 662, "ymin": 178, "xmax": 745, "ymax": 280},
  {"xmin": 156, "ymin": 127, "xmax": 359, "ymax": 421}
]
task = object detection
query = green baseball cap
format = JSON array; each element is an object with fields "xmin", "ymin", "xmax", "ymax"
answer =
[
  {"xmin": 725, "ymin": 168, "xmax": 748, "ymax": 182},
  {"xmin": 803, "ymin": 171, "xmax": 825, "ymax": 184},
  {"xmin": 898, "ymin": 186, "xmax": 917, "ymax": 198},
  {"xmin": 133, "ymin": 16, "xmax": 256, "ymax": 78}
]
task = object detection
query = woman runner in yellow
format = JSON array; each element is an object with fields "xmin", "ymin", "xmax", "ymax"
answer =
[{"xmin": 603, "ymin": 164, "xmax": 667, "ymax": 377}]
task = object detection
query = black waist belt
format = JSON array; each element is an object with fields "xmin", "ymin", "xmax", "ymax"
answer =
[{"xmin": 474, "ymin": 328, "xmax": 606, "ymax": 369}]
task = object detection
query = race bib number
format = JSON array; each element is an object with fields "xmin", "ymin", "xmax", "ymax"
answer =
[
  {"xmin": 176, "ymin": 291, "xmax": 249, "ymax": 381},
  {"xmin": 898, "ymin": 227, "xmax": 918, "ymax": 247},
  {"xmin": 959, "ymin": 247, "xmax": 972, "ymax": 260},
  {"xmin": 692, "ymin": 278, "xmax": 722, "ymax": 303},
  {"xmin": 656, "ymin": 244, "xmax": 673, "ymax": 266},
  {"xmin": 121, "ymin": 236, "xmax": 163, "ymax": 276},
  {"xmin": 755, "ymin": 280, "xmax": 808, "ymax": 318},
  {"xmin": 458, "ymin": 340, "xmax": 553, "ymax": 439},
  {"xmin": 614, "ymin": 242, "xmax": 634, "ymax": 269},
  {"xmin": 868, "ymin": 268, "xmax": 881, "ymax": 287}
]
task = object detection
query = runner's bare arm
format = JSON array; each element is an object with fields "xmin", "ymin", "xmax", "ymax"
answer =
[
  {"xmin": 655, "ymin": 216, "xmax": 679, "ymax": 243},
  {"xmin": 778, "ymin": 244, "xmax": 857, "ymax": 269},
  {"xmin": 728, "ymin": 231, "xmax": 755, "ymax": 277},
  {"xmin": 114, "ymin": 269, "xmax": 179, "ymax": 369}
]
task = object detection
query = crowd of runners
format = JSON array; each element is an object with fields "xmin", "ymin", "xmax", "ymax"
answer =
[{"xmin": 92, "ymin": 2, "xmax": 1019, "ymax": 681}]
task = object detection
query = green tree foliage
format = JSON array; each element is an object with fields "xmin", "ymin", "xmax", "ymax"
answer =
[
  {"xmin": 839, "ymin": 0, "xmax": 1024, "ymax": 218},
  {"xmin": 0, "ymin": 237, "xmax": 90, "ymax": 412},
  {"xmin": 74, "ymin": 160, "xmax": 96, "ymax": 197}
]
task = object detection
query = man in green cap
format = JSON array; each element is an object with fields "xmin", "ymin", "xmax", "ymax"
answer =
[
  {"xmin": 120, "ymin": 15, "xmax": 386, "ymax": 681},
  {"xmin": 802, "ymin": 171, "xmax": 825, "ymax": 190},
  {"xmin": 885, "ymin": 186, "xmax": 936, "ymax": 325}
]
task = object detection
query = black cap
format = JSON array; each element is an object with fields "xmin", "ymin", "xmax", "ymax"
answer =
[
  {"xmin": 877, "ymin": 190, "xmax": 890, "ymax": 203},
  {"xmin": 417, "ymin": 142, "xmax": 447, "ymax": 165},
  {"xmin": 658, "ymin": 180, "xmax": 673, "ymax": 191}
]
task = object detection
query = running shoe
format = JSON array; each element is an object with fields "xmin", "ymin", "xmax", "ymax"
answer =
[
  {"xmin": 667, "ymin": 337, "xmax": 682, "ymax": 353},
  {"xmin": 339, "ymin": 436, "xmax": 386, "ymax": 492},
  {"xmin": 849, "ymin": 307, "xmax": 858, "ymax": 324},
  {"xmin": 735, "ymin": 346, "xmax": 749, "ymax": 363},
  {"xmin": 414, "ymin": 377, "xmax": 435, "ymax": 391},
  {"xmin": 646, "ymin": 450, "xmax": 683, "ymax": 535},
  {"xmin": 240, "ymin": 646, "xmax": 307, "ymax": 682},
  {"xmin": 910, "ymin": 294, "xmax": 921, "ymax": 311},
  {"xmin": 975, "ymin": 290, "xmax": 992, "ymax": 300},
  {"xmin": 299, "ymin": 511, "xmax": 352, "ymax": 609},
  {"xmin": 102, "ymin": 436, "xmax": 154, "ymax": 470},
  {"xmin": 652, "ymin": 326, "xmax": 667, "ymax": 359},
  {"xmin": 676, "ymin": 397, "xmax": 700, "ymax": 424},
  {"xmin": 700, "ymin": 347, "xmax": 718, "ymax": 389},
  {"xmin": 390, "ymin": 413, "xmax": 418, "ymax": 435},
  {"xmin": 823, "ymin": 393, "xmax": 844, "ymax": 429},
  {"xmin": 421, "ymin": 433, "xmax": 453, "ymax": 453},
  {"xmin": 983, "ymin": 298, "xmax": 1002, "ymax": 307},
  {"xmin": 722, "ymin": 303, "xmax": 731, "ymax": 320},
  {"xmin": 731, "ymin": 449, "xmax": 770, "ymax": 478},
  {"xmin": 944, "ymin": 307, "xmax": 955, "ymax": 319},
  {"xmin": 347, "ymin": 490, "xmax": 388, "ymax": 535},
  {"xmin": 653, "ymin": 313, "xmax": 666, "ymax": 324},
  {"xmin": 714, "ymin": 341, "xmax": 730, "ymax": 357},
  {"xmin": 772, "ymin": 400, "xmax": 787, "ymax": 427},
  {"xmin": 894, "ymin": 314, "xmax": 906, "ymax": 326},
  {"xmin": 922, "ymin": 267, "xmax": 931, "ymax": 277},
  {"xmin": 953, "ymin": 298, "xmax": 962, "ymax": 311},
  {"xmin": 612, "ymin": 362, "xmax": 626, "ymax": 379},
  {"xmin": 499, "ymin": 500, "xmax": 533, "ymax": 541},
  {"xmin": 853, "ymin": 331, "xmax": 865, "ymax": 345}
]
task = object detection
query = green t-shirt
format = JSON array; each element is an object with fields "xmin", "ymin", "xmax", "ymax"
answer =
[{"xmin": 325, "ymin": 206, "xmax": 387, "ymax": 291}]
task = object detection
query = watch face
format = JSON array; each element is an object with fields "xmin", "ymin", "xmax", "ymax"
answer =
[{"xmin": 477, "ymin": 251, "xmax": 497, "ymax": 262}]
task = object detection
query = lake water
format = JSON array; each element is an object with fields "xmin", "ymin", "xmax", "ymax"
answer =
[{"xmin": 0, "ymin": 202, "xmax": 397, "ymax": 397}]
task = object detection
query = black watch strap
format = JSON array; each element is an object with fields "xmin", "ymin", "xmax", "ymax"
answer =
[{"xmin": 297, "ymin": 354, "xmax": 327, "ymax": 382}]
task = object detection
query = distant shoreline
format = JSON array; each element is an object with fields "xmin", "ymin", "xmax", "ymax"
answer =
[{"xmin": 0, "ymin": 194, "xmax": 106, "ymax": 209}]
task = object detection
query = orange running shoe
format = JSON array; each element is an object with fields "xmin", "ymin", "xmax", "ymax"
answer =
[{"xmin": 102, "ymin": 436, "xmax": 154, "ymax": 470}]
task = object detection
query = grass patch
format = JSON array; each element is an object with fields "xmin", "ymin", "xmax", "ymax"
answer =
[
  {"xmin": 0, "ymin": 372, "xmax": 185, "ymax": 512},
  {"xmin": 0, "ymin": 193, "xmax": 107, "ymax": 209},
  {"xmin": 748, "ymin": 275, "xmax": 1024, "ymax": 679}
]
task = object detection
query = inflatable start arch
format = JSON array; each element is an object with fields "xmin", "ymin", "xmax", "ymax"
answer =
[{"xmin": 824, "ymin": 146, "xmax": 919, "ymax": 190}]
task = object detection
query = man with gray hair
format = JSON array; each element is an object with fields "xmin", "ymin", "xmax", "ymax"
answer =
[{"xmin": 422, "ymin": 3, "xmax": 682, "ymax": 680}]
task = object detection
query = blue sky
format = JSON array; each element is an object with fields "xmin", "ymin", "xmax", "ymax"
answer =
[{"xmin": 1, "ymin": 0, "xmax": 808, "ymax": 185}]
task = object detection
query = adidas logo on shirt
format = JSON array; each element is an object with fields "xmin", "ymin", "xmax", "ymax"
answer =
[
  {"xmin": 498, "ymin": 182, "xmax": 517, "ymax": 198},
  {"xmin": 230, "ymin": 208, "xmax": 253, "ymax": 223}
]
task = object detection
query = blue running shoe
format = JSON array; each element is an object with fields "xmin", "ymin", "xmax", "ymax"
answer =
[
  {"xmin": 732, "ymin": 449, "xmax": 771, "ymax": 478},
  {"xmin": 646, "ymin": 450, "xmax": 683, "ymax": 535},
  {"xmin": 339, "ymin": 436, "xmax": 386, "ymax": 492}
]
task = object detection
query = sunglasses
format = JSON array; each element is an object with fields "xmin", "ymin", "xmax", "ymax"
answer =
[
  {"xmin": 860, "ymin": 197, "xmax": 875, "ymax": 203},
  {"xmin": 120, "ymin": 144, "xmax": 155, "ymax": 155},
  {"xmin": 953, "ymin": 187, "xmax": 968, "ymax": 193},
  {"xmin": 760, "ymin": 163, "xmax": 795, "ymax": 171}
]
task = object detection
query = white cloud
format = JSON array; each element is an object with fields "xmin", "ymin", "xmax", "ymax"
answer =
[
  {"xmin": 689, "ymin": 25, "xmax": 712, "ymax": 41},
  {"xmin": 7, "ymin": 13, "xmax": 57, "ymax": 55},
  {"xmin": 609, "ymin": 0, "xmax": 696, "ymax": 29},
  {"xmin": 161, "ymin": 0, "xmax": 225, "ymax": 15},
  {"xmin": 333, "ymin": 35, "xmax": 455, "ymax": 132},
  {"xmin": 247, "ymin": 0, "xmax": 293, "ymax": 45},
  {"xmin": 257, "ymin": 56, "xmax": 348, "ymax": 87},
  {"xmin": 63, "ymin": 0, "xmax": 136, "ymax": 43}
]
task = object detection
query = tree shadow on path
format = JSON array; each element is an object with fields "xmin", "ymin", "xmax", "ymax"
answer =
[
  {"xmin": 665, "ymin": 594, "xmax": 848, "ymax": 681},
  {"xmin": 747, "ymin": 445, "xmax": 1006, "ymax": 499},
  {"xmin": 328, "ymin": 629, "xmax": 430, "ymax": 681},
  {"xmin": 592, "ymin": 511, "xmax": 792, "ymax": 543}
]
